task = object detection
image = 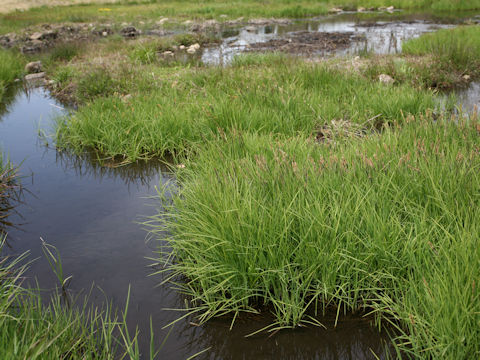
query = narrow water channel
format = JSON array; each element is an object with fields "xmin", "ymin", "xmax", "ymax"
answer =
[{"xmin": 0, "ymin": 88, "xmax": 394, "ymax": 359}]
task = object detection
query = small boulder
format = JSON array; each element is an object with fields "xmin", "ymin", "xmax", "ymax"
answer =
[
  {"xmin": 29, "ymin": 31, "xmax": 57, "ymax": 41},
  {"xmin": 186, "ymin": 47, "xmax": 196, "ymax": 54},
  {"xmin": 329, "ymin": 7, "xmax": 343, "ymax": 14},
  {"xmin": 120, "ymin": 26, "xmax": 140, "ymax": 38},
  {"xmin": 245, "ymin": 26, "xmax": 257, "ymax": 32},
  {"xmin": 357, "ymin": 7, "xmax": 366, "ymax": 12},
  {"xmin": 163, "ymin": 50, "xmax": 174, "ymax": 57},
  {"xmin": 29, "ymin": 32, "xmax": 43, "ymax": 41},
  {"xmin": 25, "ymin": 61, "xmax": 42, "ymax": 74},
  {"xmin": 386, "ymin": 6, "xmax": 395, "ymax": 11},
  {"xmin": 378, "ymin": 74, "xmax": 394, "ymax": 84},
  {"xmin": 25, "ymin": 72, "xmax": 46, "ymax": 82},
  {"xmin": 463, "ymin": 74, "xmax": 471, "ymax": 81}
]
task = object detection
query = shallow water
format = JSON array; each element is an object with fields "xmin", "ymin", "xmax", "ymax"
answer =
[
  {"xmin": 201, "ymin": 12, "xmax": 458, "ymax": 65},
  {"xmin": 0, "ymin": 87, "xmax": 394, "ymax": 358},
  {"xmin": 456, "ymin": 82, "xmax": 480, "ymax": 114}
]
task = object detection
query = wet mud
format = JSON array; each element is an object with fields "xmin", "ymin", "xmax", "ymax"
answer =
[{"xmin": 248, "ymin": 31, "xmax": 359, "ymax": 54}]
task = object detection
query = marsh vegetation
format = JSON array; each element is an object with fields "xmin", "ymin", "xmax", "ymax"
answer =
[{"xmin": 1, "ymin": 1, "xmax": 479, "ymax": 359}]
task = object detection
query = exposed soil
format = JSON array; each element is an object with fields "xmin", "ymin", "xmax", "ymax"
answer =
[
  {"xmin": 0, "ymin": 22, "xmax": 152, "ymax": 53},
  {"xmin": 248, "ymin": 31, "xmax": 361, "ymax": 54}
]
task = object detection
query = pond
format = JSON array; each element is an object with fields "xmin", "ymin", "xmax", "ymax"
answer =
[
  {"xmin": 1, "ymin": 10, "xmax": 479, "ymax": 359},
  {"xmin": 0, "ymin": 87, "xmax": 394, "ymax": 358}
]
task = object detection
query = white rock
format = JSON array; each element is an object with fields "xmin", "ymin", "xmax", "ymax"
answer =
[
  {"xmin": 29, "ymin": 32, "xmax": 43, "ymax": 41},
  {"xmin": 163, "ymin": 50, "xmax": 174, "ymax": 56},
  {"xmin": 186, "ymin": 47, "xmax": 196, "ymax": 54},
  {"xmin": 463, "ymin": 74, "xmax": 471, "ymax": 80},
  {"xmin": 25, "ymin": 61, "xmax": 42, "ymax": 73},
  {"xmin": 378, "ymin": 74, "xmax": 394, "ymax": 84},
  {"xmin": 329, "ymin": 7, "xmax": 343, "ymax": 13},
  {"xmin": 179, "ymin": 45, "xmax": 185, "ymax": 50},
  {"xmin": 25, "ymin": 72, "xmax": 46, "ymax": 81},
  {"xmin": 191, "ymin": 43, "xmax": 200, "ymax": 50}
]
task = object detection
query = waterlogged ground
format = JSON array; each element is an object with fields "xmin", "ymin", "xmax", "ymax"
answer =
[
  {"xmin": 1, "ymin": 9, "xmax": 479, "ymax": 359},
  {"xmin": 201, "ymin": 12, "xmax": 456, "ymax": 64},
  {"xmin": 0, "ymin": 87, "xmax": 394, "ymax": 358}
]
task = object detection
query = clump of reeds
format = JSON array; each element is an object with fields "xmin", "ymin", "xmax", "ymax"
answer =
[{"xmin": 151, "ymin": 114, "xmax": 480, "ymax": 359}]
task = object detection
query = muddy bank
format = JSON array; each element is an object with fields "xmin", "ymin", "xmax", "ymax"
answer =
[{"xmin": 248, "ymin": 31, "xmax": 359, "ymax": 54}]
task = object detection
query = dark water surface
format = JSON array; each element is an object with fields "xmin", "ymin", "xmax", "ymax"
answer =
[{"xmin": 0, "ymin": 88, "xmax": 394, "ymax": 359}]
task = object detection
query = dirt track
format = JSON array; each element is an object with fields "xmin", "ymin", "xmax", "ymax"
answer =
[{"xmin": 0, "ymin": 0, "xmax": 119, "ymax": 14}]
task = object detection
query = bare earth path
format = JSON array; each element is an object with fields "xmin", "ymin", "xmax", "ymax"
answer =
[{"xmin": 0, "ymin": 0, "xmax": 119, "ymax": 14}]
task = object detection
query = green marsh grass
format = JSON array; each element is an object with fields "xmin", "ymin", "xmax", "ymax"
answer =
[
  {"xmin": 403, "ymin": 25, "xmax": 480, "ymax": 78},
  {"xmin": 2, "ymin": 1, "xmax": 480, "ymax": 34},
  {"xmin": 0, "ymin": 49, "xmax": 24, "ymax": 101},
  {"xmin": 150, "ymin": 116, "xmax": 480, "ymax": 359},
  {"xmin": 55, "ymin": 60, "xmax": 436, "ymax": 161}
]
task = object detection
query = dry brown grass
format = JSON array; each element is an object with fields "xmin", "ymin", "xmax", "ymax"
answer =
[{"xmin": 0, "ymin": 0, "xmax": 119, "ymax": 14}]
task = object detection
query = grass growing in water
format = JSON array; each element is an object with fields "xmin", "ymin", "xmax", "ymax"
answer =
[
  {"xmin": 150, "ymin": 116, "xmax": 480, "ymax": 359},
  {"xmin": 0, "ymin": 49, "xmax": 24, "ymax": 101},
  {"xmin": 55, "ymin": 59, "xmax": 436, "ymax": 161},
  {"xmin": 403, "ymin": 25, "xmax": 480, "ymax": 78},
  {"xmin": 0, "ymin": 155, "xmax": 157, "ymax": 359}
]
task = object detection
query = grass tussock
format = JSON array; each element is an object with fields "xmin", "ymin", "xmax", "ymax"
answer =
[
  {"xmin": 0, "ymin": 49, "xmax": 24, "ymax": 101},
  {"xmin": 55, "ymin": 60, "xmax": 436, "ymax": 161},
  {"xmin": 150, "ymin": 116, "xmax": 480, "ymax": 359},
  {"xmin": 403, "ymin": 25, "xmax": 480, "ymax": 78}
]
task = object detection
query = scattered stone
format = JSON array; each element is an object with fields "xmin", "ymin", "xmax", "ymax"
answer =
[
  {"xmin": 120, "ymin": 26, "xmax": 140, "ymax": 38},
  {"xmin": 191, "ymin": 43, "xmax": 200, "ymax": 50},
  {"xmin": 29, "ymin": 30, "xmax": 57, "ymax": 41},
  {"xmin": 163, "ymin": 50, "xmax": 174, "ymax": 56},
  {"xmin": 378, "ymin": 74, "xmax": 394, "ymax": 84},
  {"xmin": 203, "ymin": 19, "xmax": 219, "ymax": 27},
  {"xmin": 25, "ymin": 61, "xmax": 42, "ymax": 74},
  {"xmin": 329, "ymin": 7, "xmax": 343, "ymax": 14},
  {"xmin": 357, "ymin": 7, "xmax": 366, "ymax": 12},
  {"xmin": 121, "ymin": 94, "xmax": 132, "ymax": 103},
  {"xmin": 386, "ymin": 6, "xmax": 395, "ymax": 12},
  {"xmin": 46, "ymin": 80, "xmax": 56, "ymax": 85},
  {"xmin": 25, "ymin": 72, "xmax": 46, "ymax": 81},
  {"xmin": 186, "ymin": 47, "xmax": 196, "ymax": 54},
  {"xmin": 220, "ymin": 14, "xmax": 228, "ymax": 18},
  {"xmin": 179, "ymin": 45, "xmax": 186, "ymax": 50},
  {"xmin": 245, "ymin": 26, "xmax": 257, "ymax": 32},
  {"xmin": 183, "ymin": 20, "xmax": 193, "ymax": 26},
  {"xmin": 463, "ymin": 74, "xmax": 471, "ymax": 80},
  {"xmin": 0, "ymin": 33, "xmax": 16, "ymax": 47},
  {"xmin": 157, "ymin": 17, "xmax": 169, "ymax": 25}
]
